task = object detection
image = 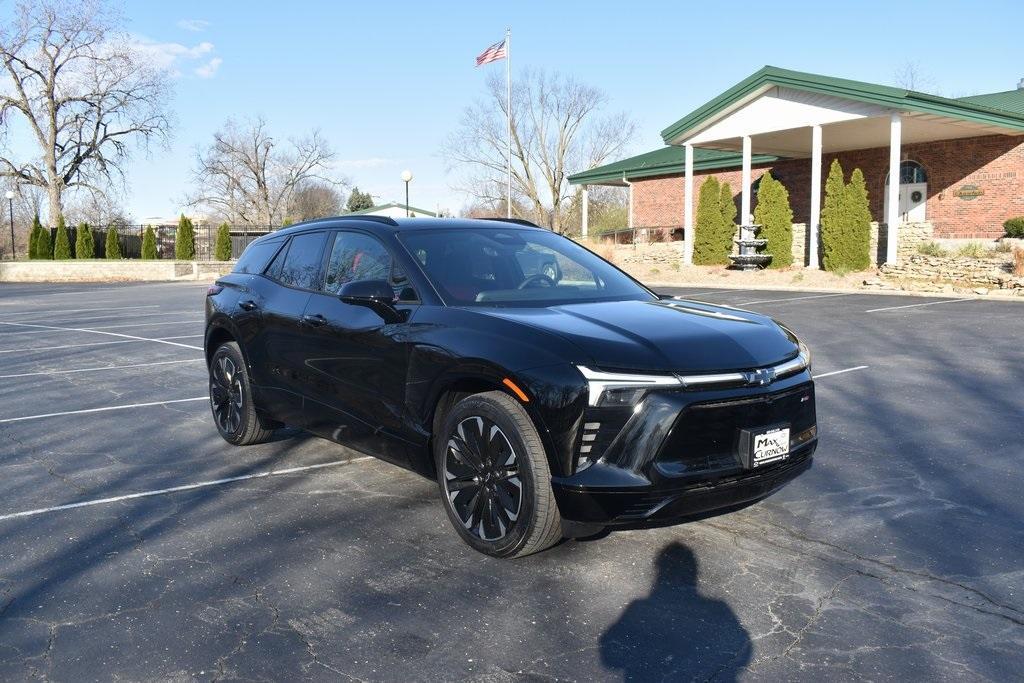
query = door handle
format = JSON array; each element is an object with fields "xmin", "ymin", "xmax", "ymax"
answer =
[
  {"xmin": 301, "ymin": 313, "xmax": 327, "ymax": 327},
  {"xmin": 238, "ymin": 300, "xmax": 259, "ymax": 311}
]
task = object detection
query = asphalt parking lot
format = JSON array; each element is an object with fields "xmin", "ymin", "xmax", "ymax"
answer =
[{"xmin": 0, "ymin": 281, "xmax": 1022, "ymax": 681}]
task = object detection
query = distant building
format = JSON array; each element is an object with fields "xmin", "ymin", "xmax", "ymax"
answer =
[{"xmin": 344, "ymin": 203, "xmax": 437, "ymax": 219}]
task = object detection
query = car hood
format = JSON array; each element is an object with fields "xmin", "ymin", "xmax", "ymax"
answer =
[{"xmin": 474, "ymin": 298, "xmax": 798, "ymax": 373}]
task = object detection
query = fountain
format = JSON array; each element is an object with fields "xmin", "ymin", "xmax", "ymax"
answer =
[{"xmin": 728, "ymin": 223, "xmax": 772, "ymax": 270}]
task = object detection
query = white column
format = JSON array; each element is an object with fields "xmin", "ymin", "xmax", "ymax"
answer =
[
  {"xmin": 625, "ymin": 177, "xmax": 634, "ymax": 230},
  {"xmin": 740, "ymin": 135, "xmax": 752, "ymax": 224},
  {"xmin": 581, "ymin": 186, "xmax": 589, "ymax": 238},
  {"xmin": 885, "ymin": 112, "xmax": 902, "ymax": 264},
  {"xmin": 683, "ymin": 143, "xmax": 694, "ymax": 265},
  {"xmin": 808, "ymin": 124, "xmax": 822, "ymax": 269}
]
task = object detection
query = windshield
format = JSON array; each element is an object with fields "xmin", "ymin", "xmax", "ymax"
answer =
[{"xmin": 399, "ymin": 227, "xmax": 654, "ymax": 306}]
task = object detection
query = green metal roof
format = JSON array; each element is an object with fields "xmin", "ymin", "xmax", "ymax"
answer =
[
  {"xmin": 660, "ymin": 65, "xmax": 1024, "ymax": 144},
  {"xmin": 344, "ymin": 202, "xmax": 437, "ymax": 217},
  {"xmin": 567, "ymin": 146, "xmax": 781, "ymax": 185},
  {"xmin": 957, "ymin": 89, "xmax": 1024, "ymax": 116}
]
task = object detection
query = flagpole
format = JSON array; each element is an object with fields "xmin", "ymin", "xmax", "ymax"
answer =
[{"xmin": 505, "ymin": 27, "xmax": 512, "ymax": 219}]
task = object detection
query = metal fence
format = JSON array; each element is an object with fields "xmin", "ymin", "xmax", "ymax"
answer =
[{"xmin": 45, "ymin": 224, "xmax": 282, "ymax": 260}]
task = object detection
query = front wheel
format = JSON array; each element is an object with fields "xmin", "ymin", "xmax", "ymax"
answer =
[
  {"xmin": 209, "ymin": 341, "xmax": 274, "ymax": 446},
  {"xmin": 435, "ymin": 391, "xmax": 562, "ymax": 558}
]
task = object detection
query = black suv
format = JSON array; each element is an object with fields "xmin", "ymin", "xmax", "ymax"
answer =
[{"xmin": 205, "ymin": 217, "xmax": 817, "ymax": 558}]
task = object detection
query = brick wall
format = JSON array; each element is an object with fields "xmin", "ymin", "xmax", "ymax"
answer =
[{"xmin": 627, "ymin": 134, "xmax": 1024, "ymax": 239}]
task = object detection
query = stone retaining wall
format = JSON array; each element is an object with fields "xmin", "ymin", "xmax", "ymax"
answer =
[
  {"xmin": 0, "ymin": 260, "xmax": 233, "ymax": 283},
  {"xmin": 879, "ymin": 253, "xmax": 1023, "ymax": 292}
]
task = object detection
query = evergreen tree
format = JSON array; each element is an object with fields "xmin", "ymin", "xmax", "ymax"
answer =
[
  {"xmin": 754, "ymin": 173, "xmax": 794, "ymax": 268},
  {"xmin": 281, "ymin": 217, "xmax": 293, "ymax": 227},
  {"xmin": 214, "ymin": 223, "xmax": 232, "ymax": 260},
  {"xmin": 53, "ymin": 214, "xmax": 72, "ymax": 259},
  {"xmin": 141, "ymin": 226, "xmax": 157, "ymax": 259},
  {"xmin": 105, "ymin": 226, "xmax": 122, "ymax": 259},
  {"xmin": 75, "ymin": 222, "xmax": 94, "ymax": 259},
  {"xmin": 175, "ymin": 214, "xmax": 195, "ymax": 260},
  {"xmin": 36, "ymin": 222, "xmax": 52, "ymax": 259},
  {"xmin": 693, "ymin": 176, "xmax": 728, "ymax": 265},
  {"xmin": 845, "ymin": 168, "xmax": 872, "ymax": 271},
  {"xmin": 346, "ymin": 187, "xmax": 374, "ymax": 213},
  {"xmin": 28, "ymin": 214, "xmax": 42, "ymax": 258},
  {"xmin": 719, "ymin": 182, "xmax": 737, "ymax": 261},
  {"xmin": 820, "ymin": 159, "xmax": 847, "ymax": 271}
]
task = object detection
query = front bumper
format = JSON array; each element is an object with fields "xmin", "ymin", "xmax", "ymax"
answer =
[{"xmin": 550, "ymin": 374, "xmax": 817, "ymax": 526}]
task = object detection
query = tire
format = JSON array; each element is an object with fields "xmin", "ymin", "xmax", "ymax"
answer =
[
  {"xmin": 209, "ymin": 341, "xmax": 274, "ymax": 446},
  {"xmin": 435, "ymin": 391, "xmax": 562, "ymax": 558}
]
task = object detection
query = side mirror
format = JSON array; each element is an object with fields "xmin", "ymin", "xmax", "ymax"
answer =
[{"xmin": 338, "ymin": 279, "xmax": 404, "ymax": 323}]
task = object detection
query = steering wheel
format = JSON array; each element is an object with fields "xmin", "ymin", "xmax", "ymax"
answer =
[{"xmin": 517, "ymin": 273, "xmax": 556, "ymax": 290}]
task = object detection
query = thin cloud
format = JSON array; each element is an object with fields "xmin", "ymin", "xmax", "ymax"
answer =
[
  {"xmin": 194, "ymin": 57, "xmax": 223, "ymax": 79},
  {"xmin": 177, "ymin": 19, "xmax": 210, "ymax": 32}
]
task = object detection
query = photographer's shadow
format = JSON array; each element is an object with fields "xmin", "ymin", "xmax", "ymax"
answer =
[{"xmin": 600, "ymin": 542, "xmax": 751, "ymax": 681}]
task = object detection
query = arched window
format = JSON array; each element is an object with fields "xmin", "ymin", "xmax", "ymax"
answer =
[{"xmin": 886, "ymin": 161, "xmax": 927, "ymax": 185}]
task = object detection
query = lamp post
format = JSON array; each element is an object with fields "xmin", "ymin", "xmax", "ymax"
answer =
[
  {"xmin": 400, "ymin": 170, "xmax": 413, "ymax": 217},
  {"xmin": 5, "ymin": 191, "xmax": 14, "ymax": 260}
]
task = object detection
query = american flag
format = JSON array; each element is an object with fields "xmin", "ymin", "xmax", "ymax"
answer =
[{"xmin": 475, "ymin": 39, "xmax": 507, "ymax": 67}]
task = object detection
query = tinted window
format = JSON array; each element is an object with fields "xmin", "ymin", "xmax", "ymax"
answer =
[
  {"xmin": 278, "ymin": 232, "xmax": 326, "ymax": 289},
  {"xmin": 323, "ymin": 232, "xmax": 417, "ymax": 301},
  {"xmin": 233, "ymin": 238, "xmax": 282, "ymax": 274},
  {"xmin": 400, "ymin": 228, "xmax": 652, "ymax": 306}
]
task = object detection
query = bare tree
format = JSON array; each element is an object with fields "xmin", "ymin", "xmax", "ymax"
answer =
[
  {"xmin": 189, "ymin": 118, "xmax": 338, "ymax": 226},
  {"xmin": 287, "ymin": 180, "xmax": 343, "ymax": 222},
  {"xmin": 894, "ymin": 61, "xmax": 939, "ymax": 94},
  {"xmin": 0, "ymin": 0, "xmax": 173, "ymax": 222},
  {"xmin": 443, "ymin": 69, "xmax": 635, "ymax": 233}
]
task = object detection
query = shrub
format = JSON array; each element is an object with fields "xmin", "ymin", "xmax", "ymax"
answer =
[
  {"xmin": 104, "ymin": 226, "xmax": 122, "ymax": 259},
  {"xmin": 753, "ymin": 172, "xmax": 793, "ymax": 268},
  {"xmin": 75, "ymin": 222, "xmax": 94, "ymax": 259},
  {"xmin": 28, "ymin": 214, "xmax": 41, "ymax": 259},
  {"xmin": 693, "ymin": 176, "xmax": 728, "ymax": 265},
  {"xmin": 956, "ymin": 241, "xmax": 987, "ymax": 258},
  {"xmin": 820, "ymin": 160, "xmax": 871, "ymax": 271},
  {"xmin": 994, "ymin": 240, "xmax": 1012, "ymax": 253},
  {"xmin": 281, "ymin": 217, "xmax": 293, "ymax": 227},
  {"xmin": 719, "ymin": 181, "xmax": 737, "ymax": 259},
  {"xmin": 917, "ymin": 241, "xmax": 948, "ymax": 257},
  {"xmin": 214, "ymin": 223, "xmax": 232, "ymax": 261},
  {"xmin": 819, "ymin": 159, "xmax": 846, "ymax": 271},
  {"xmin": 175, "ymin": 214, "xmax": 195, "ymax": 260},
  {"xmin": 53, "ymin": 214, "xmax": 71, "ymax": 259},
  {"xmin": 141, "ymin": 226, "xmax": 157, "ymax": 259},
  {"xmin": 1003, "ymin": 217, "xmax": 1024, "ymax": 238},
  {"xmin": 36, "ymin": 222, "xmax": 52, "ymax": 259},
  {"xmin": 843, "ymin": 168, "xmax": 872, "ymax": 271}
]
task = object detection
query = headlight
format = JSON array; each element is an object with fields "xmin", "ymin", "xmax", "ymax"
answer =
[
  {"xmin": 799, "ymin": 340, "xmax": 812, "ymax": 373},
  {"xmin": 576, "ymin": 366, "xmax": 680, "ymax": 407}
]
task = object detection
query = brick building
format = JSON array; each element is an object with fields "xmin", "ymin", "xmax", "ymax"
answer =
[{"xmin": 569, "ymin": 66, "xmax": 1024, "ymax": 266}]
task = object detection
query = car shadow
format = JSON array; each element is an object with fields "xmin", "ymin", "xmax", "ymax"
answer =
[{"xmin": 599, "ymin": 541, "xmax": 751, "ymax": 681}]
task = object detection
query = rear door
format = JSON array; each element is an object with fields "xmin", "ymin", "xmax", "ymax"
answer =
[
  {"xmin": 299, "ymin": 229, "xmax": 420, "ymax": 463},
  {"xmin": 249, "ymin": 230, "xmax": 327, "ymax": 427}
]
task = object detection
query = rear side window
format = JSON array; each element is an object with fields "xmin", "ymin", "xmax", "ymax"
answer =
[
  {"xmin": 233, "ymin": 238, "xmax": 282, "ymax": 274},
  {"xmin": 277, "ymin": 232, "xmax": 326, "ymax": 289}
]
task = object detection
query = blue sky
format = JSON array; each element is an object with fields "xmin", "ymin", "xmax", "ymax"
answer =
[{"xmin": 116, "ymin": 0, "xmax": 1024, "ymax": 220}]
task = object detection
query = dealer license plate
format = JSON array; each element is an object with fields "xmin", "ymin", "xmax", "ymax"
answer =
[{"xmin": 752, "ymin": 426, "xmax": 790, "ymax": 467}]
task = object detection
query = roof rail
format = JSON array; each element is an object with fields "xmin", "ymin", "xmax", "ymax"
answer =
[
  {"xmin": 334, "ymin": 215, "xmax": 400, "ymax": 226},
  {"xmin": 486, "ymin": 217, "xmax": 543, "ymax": 228}
]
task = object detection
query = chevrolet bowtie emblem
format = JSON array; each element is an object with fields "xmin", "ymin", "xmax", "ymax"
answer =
[{"xmin": 744, "ymin": 368, "xmax": 776, "ymax": 386}]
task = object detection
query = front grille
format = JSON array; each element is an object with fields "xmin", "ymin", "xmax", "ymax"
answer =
[{"xmin": 657, "ymin": 383, "xmax": 816, "ymax": 478}]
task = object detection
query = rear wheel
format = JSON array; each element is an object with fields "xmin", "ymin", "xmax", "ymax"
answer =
[
  {"xmin": 435, "ymin": 391, "xmax": 562, "ymax": 558},
  {"xmin": 209, "ymin": 342, "xmax": 274, "ymax": 446}
]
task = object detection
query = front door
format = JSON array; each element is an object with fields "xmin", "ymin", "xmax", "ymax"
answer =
[
  {"xmin": 884, "ymin": 183, "xmax": 927, "ymax": 222},
  {"xmin": 298, "ymin": 230, "xmax": 419, "ymax": 464}
]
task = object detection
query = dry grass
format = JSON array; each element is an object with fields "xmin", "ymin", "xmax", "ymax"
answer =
[{"xmin": 1014, "ymin": 247, "xmax": 1024, "ymax": 277}]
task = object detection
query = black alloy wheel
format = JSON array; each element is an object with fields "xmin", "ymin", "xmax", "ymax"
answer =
[
  {"xmin": 444, "ymin": 416, "xmax": 523, "ymax": 542},
  {"xmin": 209, "ymin": 341, "xmax": 273, "ymax": 446}
]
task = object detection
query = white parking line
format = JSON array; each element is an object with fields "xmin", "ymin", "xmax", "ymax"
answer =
[
  {"xmin": 813, "ymin": 365, "xmax": 869, "ymax": 379},
  {"xmin": 0, "ymin": 457, "xmax": 374, "ymax": 523},
  {"xmin": 676, "ymin": 289, "xmax": 755, "ymax": 298},
  {"xmin": 0, "ymin": 304, "xmax": 160, "ymax": 319},
  {"xmin": 0, "ymin": 358, "xmax": 202, "ymax": 379},
  {"xmin": 0, "ymin": 310, "xmax": 195, "ymax": 326},
  {"xmin": 737, "ymin": 293, "xmax": 853, "ymax": 306},
  {"xmin": 0, "ymin": 334, "xmax": 203, "ymax": 355},
  {"xmin": 0, "ymin": 396, "xmax": 208, "ymax": 424},
  {"xmin": 0, "ymin": 318, "xmax": 203, "ymax": 335},
  {"xmin": 865, "ymin": 298, "xmax": 972, "ymax": 313},
  {"xmin": 0, "ymin": 321, "xmax": 201, "ymax": 350}
]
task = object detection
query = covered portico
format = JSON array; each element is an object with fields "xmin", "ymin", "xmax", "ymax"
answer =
[{"xmin": 573, "ymin": 67, "xmax": 1024, "ymax": 266}]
